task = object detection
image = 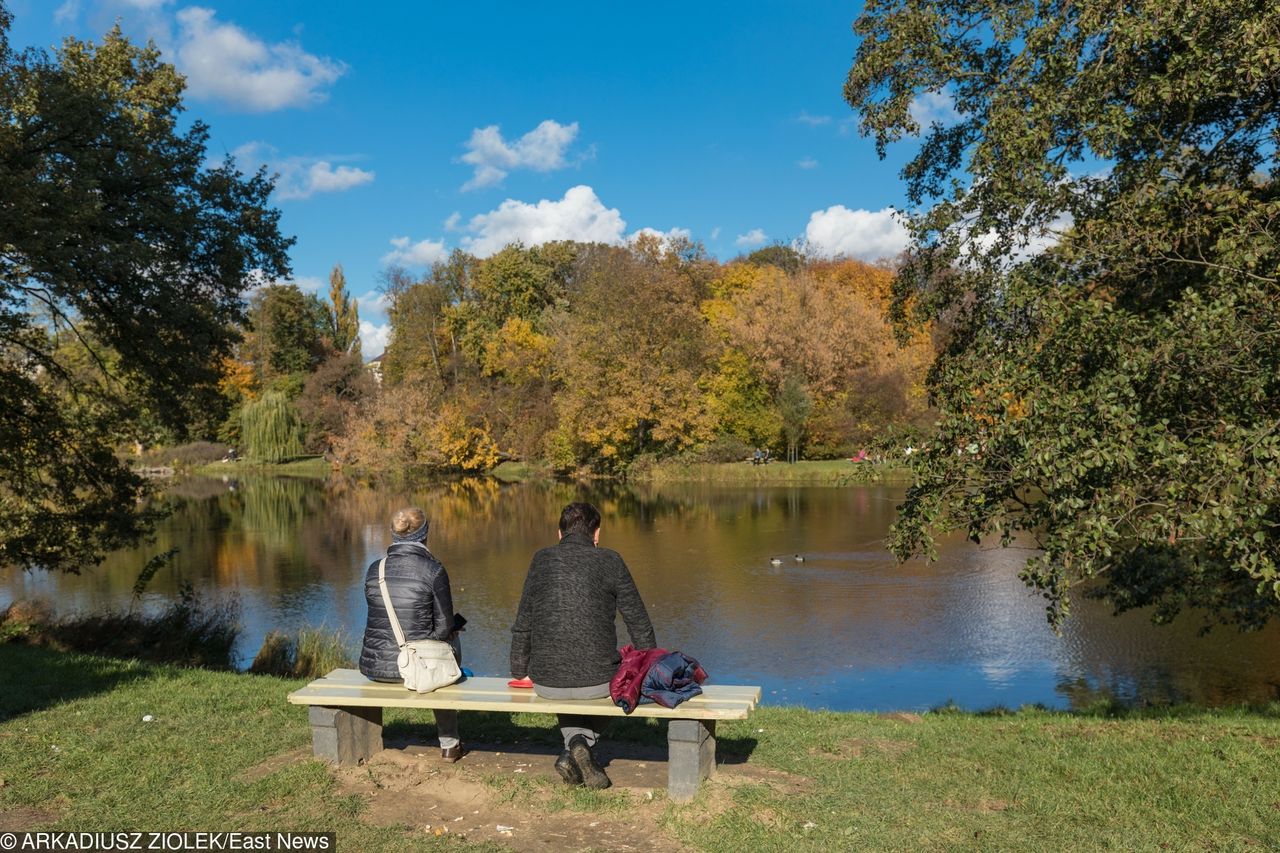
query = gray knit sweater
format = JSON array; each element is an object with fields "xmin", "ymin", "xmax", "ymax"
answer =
[{"xmin": 509, "ymin": 531, "xmax": 657, "ymax": 687}]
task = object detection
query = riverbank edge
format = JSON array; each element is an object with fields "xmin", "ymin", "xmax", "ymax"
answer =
[
  {"xmin": 185, "ymin": 457, "xmax": 913, "ymax": 488},
  {"xmin": 632, "ymin": 458, "xmax": 913, "ymax": 485},
  {"xmin": 2, "ymin": 644, "xmax": 1277, "ymax": 850},
  {"xmin": 194, "ymin": 458, "xmax": 331, "ymax": 478}
]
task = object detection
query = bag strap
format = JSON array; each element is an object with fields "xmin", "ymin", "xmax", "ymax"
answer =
[{"xmin": 376, "ymin": 557, "xmax": 408, "ymax": 649}]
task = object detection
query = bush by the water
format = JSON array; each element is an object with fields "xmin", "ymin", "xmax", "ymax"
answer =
[
  {"xmin": 249, "ymin": 627, "xmax": 353, "ymax": 678},
  {"xmin": 0, "ymin": 587, "xmax": 239, "ymax": 669},
  {"xmin": 681, "ymin": 435, "xmax": 754, "ymax": 464},
  {"xmin": 137, "ymin": 441, "xmax": 231, "ymax": 470}
]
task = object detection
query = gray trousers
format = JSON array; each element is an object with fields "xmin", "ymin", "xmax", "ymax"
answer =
[{"xmin": 533, "ymin": 682, "xmax": 611, "ymax": 748}]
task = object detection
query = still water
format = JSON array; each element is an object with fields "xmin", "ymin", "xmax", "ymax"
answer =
[{"xmin": 4, "ymin": 475, "xmax": 1278, "ymax": 711}]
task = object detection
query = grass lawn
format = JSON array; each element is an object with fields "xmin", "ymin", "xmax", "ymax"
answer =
[
  {"xmin": 640, "ymin": 458, "xmax": 912, "ymax": 485},
  {"xmin": 2, "ymin": 644, "xmax": 1277, "ymax": 850}
]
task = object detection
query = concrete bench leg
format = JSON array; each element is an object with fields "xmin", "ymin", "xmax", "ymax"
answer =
[
  {"xmin": 668, "ymin": 718, "xmax": 716, "ymax": 801},
  {"xmin": 309, "ymin": 705, "xmax": 383, "ymax": 766}
]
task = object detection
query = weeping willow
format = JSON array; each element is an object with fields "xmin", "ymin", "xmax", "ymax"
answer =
[{"xmin": 240, "ymin": 392, "xmax": 305, "ymax": 463}]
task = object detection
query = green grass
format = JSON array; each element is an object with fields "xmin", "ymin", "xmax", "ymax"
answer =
[
  {"xmin": 0, "ymin": 645, "xmax": 473, "ymax": 850},
  {"xmin": 668, "ymin": 705, "xmax": 1280, "ymax": 851},
  {"xmin": 249, "ymin": 627, "xmax": 356, "ymax": 679},
  {"xmin": 195, "ymin": 457, "xmax": 331, "ymax": 478},
  {"xmin": 639, "ymin": 458, "xmax": 912, "ymax": 485},
  {"xmin": 2, "ymin": 644, "xmax": 1277, "ymax": 850}
]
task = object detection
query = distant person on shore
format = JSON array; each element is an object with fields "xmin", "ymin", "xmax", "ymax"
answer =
[
  {"xmin": 359, "ymin": 506, "xmax": 466, "ymax": 762},
  {"xmin": 510, "ymin": 502, "xmax": 657, "ymax": 789}
]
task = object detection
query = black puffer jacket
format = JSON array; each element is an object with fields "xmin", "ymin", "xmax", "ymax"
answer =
[{"xmin": 359, "ymin": 542, "xmax": 455, "ymax": 681}]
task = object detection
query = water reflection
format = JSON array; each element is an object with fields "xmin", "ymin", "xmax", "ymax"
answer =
[{"xmin": 3, "ymin": 475, "xmax": 1278, "ymax": 711}]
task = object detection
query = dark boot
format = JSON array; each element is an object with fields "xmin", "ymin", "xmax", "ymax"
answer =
[
  {"xmin": 554, "ymin": 749, "xmax": 583, "ymax": 785},
  {"xmin": 567, "ymin": 734, "xmax": 611, "ymax": 790}
]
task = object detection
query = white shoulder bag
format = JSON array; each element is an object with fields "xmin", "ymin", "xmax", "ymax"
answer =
[{"xmin": 377, "ymin": 557, "xmax": 462, "ymax": 693}]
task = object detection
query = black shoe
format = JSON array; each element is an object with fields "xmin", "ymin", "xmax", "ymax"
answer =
[
  {"xmin": 554, "ymin": 749, "xmax": 583, "ymax": 785},
  {"xmin": 567, "ymin": 734, "xmax": 611, "ymax": 790}
]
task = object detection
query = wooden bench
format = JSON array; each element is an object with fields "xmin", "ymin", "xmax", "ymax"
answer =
[{"xmin": 288, "ymin": 669, "xmax": 760, "ymax": 801}]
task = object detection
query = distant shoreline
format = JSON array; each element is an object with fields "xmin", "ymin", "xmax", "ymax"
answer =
[
  {"xmin": 194, "ymin": 457, "xmax": 331, "ymax": 478},
  {"xmin": 186, "ymin": 457, "xmax": 913, "ymax": 487},
  {"xmin": 632, "ymin": 458, "xmax": 913, "ymax": 486}
]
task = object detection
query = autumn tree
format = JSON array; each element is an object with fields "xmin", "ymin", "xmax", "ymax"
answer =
[
  {"xmin": 705, "ymin": 259, "xmax": 923, "ymax": 456},
  {"xmin": 242, "ymin": 284, "xmax": 328, "ymax": 387},
  {"xmin": 325, "ymin": 264, "xmax": 360, "ymax": 356},
  {"xmin": 448, "ymin": 242, "xmax": 577, "ymax": 361},
  {"xmin": 846, "ymin": 0, "xmax": 1280, "ymax": 628},
  {"xmin": 381, "ymin": 264, "xmax": 455, "ymax": 388},
  {"xmin": 0, "ymin": 10, "xmax": 290, "ymax": 573},
  {"xmin": 746, "ymin": 244, "xmax": 805, "ymax": 275},
  {"xmin": 550, "ymin": 244, "xmax": 715, "ymax": 470},
  {"xmin": 295, "ymin": 351, "xmax": 375, "ymax": 453}
]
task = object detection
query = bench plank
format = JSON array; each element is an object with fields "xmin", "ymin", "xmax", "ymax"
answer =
[
  {"xmin": 288, "ymin": 671, "xmax": 759, "ymax": 720},
  {"xmin": 310, "ymin": 670, "xmax": 762, "ymax": 701}
]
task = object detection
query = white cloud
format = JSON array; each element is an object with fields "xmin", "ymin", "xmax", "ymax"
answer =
[
  {"xmin": 121, "ymin": 0, "xmax": 171, "ymax": 7},
  {"xmin": 802, "ymin": 206, "xmax": 911, "ymax": 262},
  {"xmin": 461, "ymin": 185, "xmax": 626, "ymax": 257},
  {"xmin": 241, "ymin": 267, "xmax": 273, "ymax": 295},
  {"xmin": 908, "ymin": 90, "xmax": 960, "ymax": 132},
  {"xmin": 797, "ymin": 157, "xmax": 819, "ymax": 170},
  {"xmin": 359, "ymin": 321, "xmax": 391, "ymax": 357},
  {"xmin": 54, "ymin": 1, "xmax": 81, "ymax": 23},
  {"xmin": 443, "ymin": 212, "xmax": 462, "ymax": 231},
  {"xmin": 797, "ymin": 111, "xmax": 832, "ymax": 126},
  {"xmin": 963, "ymin": 213, "xmax": 1074, "ymax": 264},
  {"xmin": 355, "ymin": 291, "xmax": 392, "ymax": 316},
  {"xmin": 289, "ymin": 161, "xmax": 374, "ymax": 199},
  {"xmin": 382, "ymin": 236, "xmax": 448, "ymax": 268},
  {"xmin": 627, "ymin": 227, "xmax": 693, "ymax": 255},
  {"xmin": 233, "ymin": 143, "xmax": 373, "ymax": 201},
  {"xmin": 460, "ymin": 120, "xmax": 581, "ymax": 190},
  {"xmin": 290, "ymin": 275, "xmax": 324, "ymax": 293},
  {"xmin": 735, "ymin": 228, "xmax": 767, "ymax": 248},
  {"xmin": 710, "ymin": 227, "xmax": 722, "ymax": 241},
  {"xmin": 1023, "ymin": 213, "xmax": 1073, "ymax": 257},
  {"xmin": 174, "ymin": 7, "xmax": 346, "ymax": 111}
]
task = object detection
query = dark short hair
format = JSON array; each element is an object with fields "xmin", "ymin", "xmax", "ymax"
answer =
[{"xmin": 559, "ymin": 502, "xmax": 601, "ymax": 536}]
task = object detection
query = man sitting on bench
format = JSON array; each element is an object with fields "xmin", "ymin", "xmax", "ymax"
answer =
[{"xmin": 509, "ymin": 502, "xmax": 657, "ymax": 789}]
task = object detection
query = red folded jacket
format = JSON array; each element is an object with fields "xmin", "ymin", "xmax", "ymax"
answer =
[{"xmin": 610, "ymin": 644, "xmax": 669, "ymax": 713}]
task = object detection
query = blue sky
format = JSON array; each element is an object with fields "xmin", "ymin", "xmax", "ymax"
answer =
[{"xmin": 8, "ymin": 0, "xmax": 943, "ymax": 354}]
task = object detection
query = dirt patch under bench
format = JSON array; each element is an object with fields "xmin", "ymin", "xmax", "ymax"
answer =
[{"xmin": 334, "ymin": 738, "xmax": 688, "ymax": 852}]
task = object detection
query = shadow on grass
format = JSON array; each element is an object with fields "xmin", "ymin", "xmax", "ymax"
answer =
[
  {"xmin": 0, "ymin": 643, "xmax": 161, "ymax": 722},
  {"xmin": 384, "ymin": 711, "xmax": 759, "ymax": 768}
]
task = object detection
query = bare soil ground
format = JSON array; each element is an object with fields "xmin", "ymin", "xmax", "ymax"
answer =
[
  {"xmin": 317, "ymin": 734, "xmax": 794, "ymax": 852},
  {"xmin": 332, "ymin": 738, "xmax": 678, "ymax": 851}
]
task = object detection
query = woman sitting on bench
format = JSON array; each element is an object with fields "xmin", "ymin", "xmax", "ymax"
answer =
[{"xmin": 358, "ymin": 506, "xmax": 466, "ymax": 762}]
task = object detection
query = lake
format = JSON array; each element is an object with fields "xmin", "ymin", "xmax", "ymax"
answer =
[{"xmin": 4, "ymin": 474, "xmax": 1278, "ymax": 711}]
